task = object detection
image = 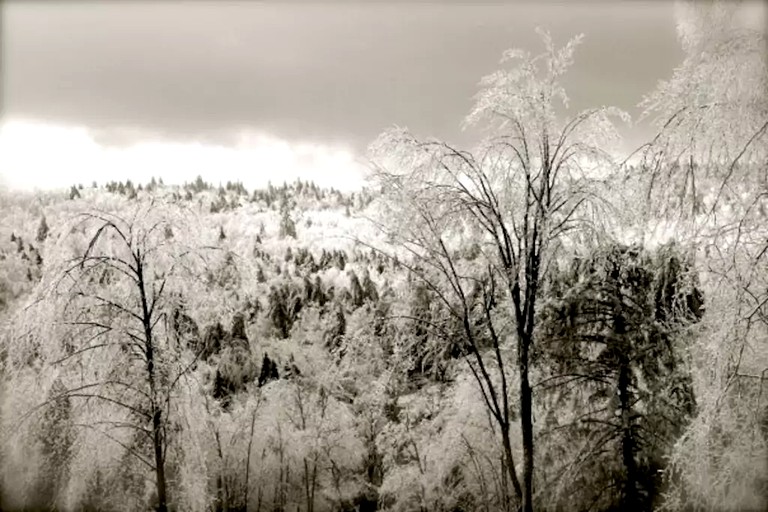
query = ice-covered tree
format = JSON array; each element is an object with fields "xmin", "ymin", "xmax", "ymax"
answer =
[
  {"xmin": 370, "ymin": 28, "xmax": 628, "ymax": 511},
  {"xmin": 537, "ymin": 242, "xmax": 702, "ymax": 511},
  {"xmin": 637, "ymin": 2, "xmax": 768, "ymax": 509},
  {"xmin": 4, "ymin": 200, "xmax": 212, "ymax": 511},
  {"xmin": 35, "ymin": 215, "xmax": 49, "ymax": 243},
  {"xmin": 638, "ymin": 0, "xmax": 766, "ymax": 219}
]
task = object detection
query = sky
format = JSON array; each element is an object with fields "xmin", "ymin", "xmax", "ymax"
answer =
[{"xmin": 0, "ymin": 1, "xmax": 760, "ymax": 192}]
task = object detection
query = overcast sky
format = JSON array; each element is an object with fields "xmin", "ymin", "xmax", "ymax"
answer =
[{"xmin": 0, "ymin": 1, "xmax": 760, "ymax": 192}]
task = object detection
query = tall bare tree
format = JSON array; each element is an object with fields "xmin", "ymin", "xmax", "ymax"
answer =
[{"xmin": 369, "ymin": 29, "xmax": 628, "ymax": 512}]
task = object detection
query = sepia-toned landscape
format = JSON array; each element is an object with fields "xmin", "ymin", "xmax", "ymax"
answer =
[{"xmin": 0, "ymin": 1, "xmax": 766, "ymax": 511}]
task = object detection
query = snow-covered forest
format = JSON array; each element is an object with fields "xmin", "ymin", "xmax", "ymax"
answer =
[{"xmin": 0, "ymin": 2, "xmax": 766, "ymax": 511}]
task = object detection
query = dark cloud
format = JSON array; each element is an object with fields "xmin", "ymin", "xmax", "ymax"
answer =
[{"xmin": 2, "ymin": 1, "xmax": 683, "ymax": 153}]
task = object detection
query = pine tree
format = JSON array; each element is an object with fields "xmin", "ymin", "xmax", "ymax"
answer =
[
  {"xmin": 313, "ymin": 275, "xmax": 326, "ymax": 307},
  {"xmin": 258, "ymin": 353, "xmax": 279, "ymax": 387},
  {"xmin": 348, "ymin": 270, "xmax": 364, "ymax": 309},
  {"xmin": 361, "ymin": 269, "xmax": 379, "ymax": 303},
  {"xmin": 268, "ymin": 286, "xmax": 292, "ymax": 339},
  {"xmin": 231, "ymin": 313, "xmax": 248, "ymax": 345},
  {"xmin": 278, "ymin": 195, "xmax": 297, "ymax": 239},
  {"xmin": 36, "ymin": 215, "xmax": 49, "ymax": 242},
  {"xmin": 324, "ymin": 301, "xmax": 346, "ymax": 350},
  {"xmin": 538, "ymin": 243, "xmax": 702, "ymax": 511}
]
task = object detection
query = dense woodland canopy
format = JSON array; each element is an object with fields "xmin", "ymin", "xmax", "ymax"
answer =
[{"xmin": 0, "ymin": 2, "xmax": 766, "ymax": 511}]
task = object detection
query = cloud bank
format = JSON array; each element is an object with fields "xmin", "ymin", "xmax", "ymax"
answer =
[{"xmin": 0, "ymin": 120, "xmax": 368, "ymax": 192}]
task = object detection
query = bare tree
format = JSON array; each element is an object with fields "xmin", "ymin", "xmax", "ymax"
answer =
[
  {"xmin": 9, "ymin": 200, "xmax": 212, "ymax": 511},
  {"xmin": 368, "ymin": 29, "xmax": 627, "ymax": 512}
]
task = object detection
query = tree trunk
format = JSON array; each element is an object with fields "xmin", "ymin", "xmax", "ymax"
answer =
[
  {"xmin": 303, "ymin": 458, "xmax": 314, "ymax": 512},
  {"xmin": 153, "ymin": 409, "xmax": 168, "ymax": 512},
  {"xmin": 501, "ymin": 423, "xmax": 523, "ymax": 506},
  {"xmin": 519, "ymin": 334, "xmax": 534, "ymax": 512},
  {"xmin": 245, "ymin": 409, "xmax": 257, "ymax": 511},
  {"xmin": 614, "ymin": 287, "xmax": 637, "ymax": 512},
  {"xmin": 618, "ymin": 359, "xmax": 638, "ymax": 512},
  {"xmin": 512, "ymin": 274, "xmax": 536, "ymax": 512},
  {"xmin": 138, "ymin": 257, "xmax": 168, "ymax": 512}
]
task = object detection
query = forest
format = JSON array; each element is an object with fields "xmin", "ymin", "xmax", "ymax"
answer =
[{"xmin": 0, "ymin": 2, "xmax": 766, "ymax": 512}]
